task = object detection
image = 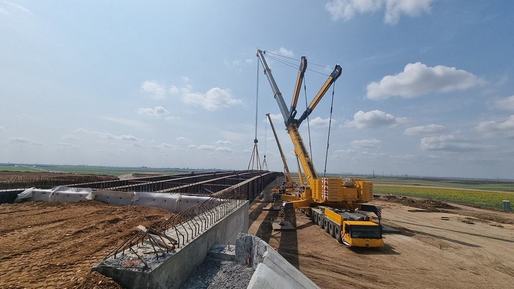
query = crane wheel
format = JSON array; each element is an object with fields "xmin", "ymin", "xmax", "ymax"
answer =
[
  {"xmin": 335, "ymin": 227, "xmax": 343, "ymax": 244},
  {"xmin": 328, "ymin": 222, "xmax": 335, "ymax": 237},
  {"xmin": 325, "ymin": 220, "xmax": 330, "ymax": 233}
]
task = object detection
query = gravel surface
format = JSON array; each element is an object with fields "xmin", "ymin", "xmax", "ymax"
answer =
[{"xmin": 181, "ymin": 257, "xmax": 254, "ymax": 289}]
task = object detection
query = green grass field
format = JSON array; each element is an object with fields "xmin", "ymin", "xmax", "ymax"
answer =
[
  {"xmin": 374, "ymin": 184, "xmax": 514, "ymax": 210},
  {"xmin": 0, "ymin": 163, "xmax": 212, "ymax": 176}
]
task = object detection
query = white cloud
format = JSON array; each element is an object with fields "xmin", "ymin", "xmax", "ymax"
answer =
[
  {"xmin": 182, "ymin": 87, "xmax": 241, "ymax": 111},
  {"xmin": 141, "ymin": 80, "xmax": 168, "ymax": 100},
  {"xmin": 325, "ymin": 0, "xmax": 382, "ymax": 21},
  {"xmin": 176, "ymin": 136, "xmax": 190, "ymax": 142},
  {"xmin": 0, "ymin": 1, "xmax": 32, "ymax": 15},
  {"xmin": 325, "ymin": 0, "xmax": 432, "ymax": 24},
  {"xmin": 384, "ymin": 0, "xmax": 432, "ymax": 24},
  {"xmin": 225, "ymin": 58, "xmax": 254, "ymax": 71},
  {"xmin": 56, "ymin": 142, "xmax": 78, "ymax": 148},
  {"xmin": 141, "ymin": 79, "xmax": 240, "ymax": 111},
  {"xmin": 215, "ymin": 146, "xmax": 232, "ymax": 152},
  {"xmin": 345, "ymin": 110, "xmax": 406, "ymax": 128},
  {"xmin": 476, "ymin": 115, "xmax": 514, "ymax": 136},
  {"xmin": 275, "ymin": 47, "xmax": 294, "ymax": 57},
  {"xmin": 367, "ymin": 62, "xmax": 482, "ymax": 100},
  {"xmin": 420, "ymin": 134, "xmax": 484, "ymax": 152},
  {"xmin": 9, "ymin": 137, "xmax": 42, "ymax": 146},
  {"xmin": 221, "ymin": 130, "xmax": 248, "ymax": 143},
  {"xmin": 351, "ymin": 139, "xmax": 381, "ymax": 149},
  {"xmin": 188, "ymin": 144, "xmax": 233, "ymax": 153},
  {"xmin": 309, "ymin": 117, "xmax": 336, "ymax": 128},
  {"xmin": 120, "ymin": 135, "xmax": 138, "ymax": 142},
  {"xmin": 169, "ymin": 85, "xmax": 179, "ymax": 95},
  {"xmin": 137, "ymin": 106, "xmax": 170, "ymax": 117},
  {"xmin": 216, "ymin": 140, "xmax": 232, "ymax": 145},
  {"xmin": 75, "ymin": 128, "xmax": 140, "ymax": 142},
  {"xmin": 101, "ymin": 116, "xmax": 147, "ymax": 129},
  {"xmin": 154, "ymin": 143, "xmax": 177, "ymax": 150},
  {"xmin": 494, "ymin": 96, "xmax": 514, "ymax": 111},
  {"xmin": 404, "ymin": 124, "xmax": 446, "ymax": 136}
]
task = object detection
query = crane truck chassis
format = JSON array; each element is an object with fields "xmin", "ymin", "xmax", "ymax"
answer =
[{"xmin": 308, "ymin": 206, "xmax": 383, "ymax": 248}]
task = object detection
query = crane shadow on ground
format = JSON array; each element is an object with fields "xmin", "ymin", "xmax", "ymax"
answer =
[
  {"xmin": 278, "ymin": 228, "xmax": 300, "ymax": 269},
  {"xmin": 249, "ymin": 202, "xmax": 268, "ymax": 223},
  {"xmin": 350, "ymin": 243, "xmax": 400, "ymax": 255},
  {"xmin": 255, "ymin": 208, "xmax": 279, "ymax": 243}
]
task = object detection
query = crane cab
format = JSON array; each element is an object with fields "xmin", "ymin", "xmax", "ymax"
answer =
[
  {"xmin": 312, "ymin": 207, "xmax": 384, "ymax": 248},
  {"xmin": 342, "ymin": 221, "xmax": 383, "ymax": 248}
]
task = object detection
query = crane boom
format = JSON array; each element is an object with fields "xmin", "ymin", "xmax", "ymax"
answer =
[
  {"xmin": 266, "ymin": 113, "xmax": 292, "ymax": 184},
  {"xmin": 289, "ymin": 56, "xmax": 307, "ymax": 123},
  {"xmin": 257, "ymin": 49, "xmax": 318, "ymax": 184},
  {"xmin": 256, "ymin": 49, "xmax": 290, "ymax": 125},
  {"xmin": 297, "ymin": 65, "xmax": 342, "ymax": 125}
]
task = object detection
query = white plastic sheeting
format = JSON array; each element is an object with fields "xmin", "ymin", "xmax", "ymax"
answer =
[
  {"xmin": 16, "ymin": 186, "xmax": 94, "ymax": 203},
  {"xmin": 16, "ymin": 186, "xmax": 215, "ymax": 213}
]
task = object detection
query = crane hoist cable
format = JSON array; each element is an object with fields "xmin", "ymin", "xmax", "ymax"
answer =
[
  {"xmin": 265, "ymin": 53, "xmax": 329, "ymax": 77},
  {"xmin": 254, "ymin": 59, "xmax": 260, "ymax": 141},
  {"xmin": 262, "ymin": 117, "xmax": 269, "ymax": 170},
  {"xmin": 323, "ymin": 83, "xmax": 336, "ymax": 178},
  {"xmin": 247, "ymin": 57, "xmax": 262, "ymax": 170},
  {"xmin": 303, "ymin": 79, "xmax": 313, "ymax": 163},
  {"xmin": 265, "ymin": 50, "xmax": 330, "ymax": 70}
]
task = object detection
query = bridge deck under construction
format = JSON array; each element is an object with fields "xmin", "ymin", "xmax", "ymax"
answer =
[{"xmin": 69, "ymin": 170, "xmax": 278, "ymax": 200}]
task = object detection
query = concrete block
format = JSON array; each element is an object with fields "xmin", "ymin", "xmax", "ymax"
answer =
[
  {"xmin": 236, "ymin": 234, "xmax": 319, "ymax": 289},
  {"xmin": 247, "ymin": 263, "xmax": 296, "ymax": 289}
]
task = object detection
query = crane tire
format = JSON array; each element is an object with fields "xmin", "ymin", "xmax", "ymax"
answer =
[
  {"xmin": 329, "ymin": 222, "xmax": 335, "ymax": 237},
  {"xmin": 335, "ymin": 227, "xmax": 343, "ymax": 244}
]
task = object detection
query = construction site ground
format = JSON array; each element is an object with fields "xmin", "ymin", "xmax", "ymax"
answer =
[
  {"xmin": 0, "ymin": 201, "xmax": 172, "ymax": 289},
  {"xmin": 249, "ymin": 195, "xmax": 514, "ymax": 289}
]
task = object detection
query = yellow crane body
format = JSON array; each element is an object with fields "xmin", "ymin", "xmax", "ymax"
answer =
[{"xmin": 256, "ymin": 48, "xmax": 382, "ymax": 248}]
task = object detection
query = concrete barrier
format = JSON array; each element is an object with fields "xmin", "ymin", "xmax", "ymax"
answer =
[
  {"xmin": 96, "ymin": 200, "xmax": 250, "ymax": 289},
  {"xmin": 236, "ymin": 234, "xmax": 319, "ymax": 289}
]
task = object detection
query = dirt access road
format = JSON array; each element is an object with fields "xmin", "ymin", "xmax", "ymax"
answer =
[
  {"xmin": 249, "ymin": 198, "xmax": 514, "ymax": 289},
  {"xmin": 0, "ymin": 201, "xmax": 172, "ymax": 289}
]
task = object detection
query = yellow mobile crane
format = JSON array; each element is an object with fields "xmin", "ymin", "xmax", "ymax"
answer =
[{"xmin": 257, "ymin": 49, "xmax": 383, "ymax": 248}]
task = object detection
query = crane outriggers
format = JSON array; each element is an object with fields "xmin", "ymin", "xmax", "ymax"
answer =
[{"xmin": 257, "ymin": 49, "xmax": 384, "ymax": 248}]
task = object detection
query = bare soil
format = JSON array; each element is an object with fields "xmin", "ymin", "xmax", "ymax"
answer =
[
  {"xmin": 0, "ymin": 201, "xmax": 172, "ymax": 288},
  {"xmin": 0, "ymin": 172, "xmax": 117, "ymax": 190},
  {"xmin": 249, "ymin": 197, "xmax": 514, "ymax": 289},
  {"xmin": 75, "ymin": 272, "xmax": 122, "ymax": 289},
  {"xmin": 378, "ymin": 194, "xmax": 457, "ymax": 211}
]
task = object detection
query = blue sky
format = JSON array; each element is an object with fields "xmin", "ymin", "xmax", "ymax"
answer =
[{"xmin": 1, "ymin": 0, "xmax": 514, "ymax": 178}]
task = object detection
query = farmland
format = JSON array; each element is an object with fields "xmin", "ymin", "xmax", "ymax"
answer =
[
  {"xmin": 0, "ymin": 163, "xmax": 213, "ymax": 177},
  {"xmin": 374, "ymin": 183, "xmax": 514, "ymax": 210}
]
